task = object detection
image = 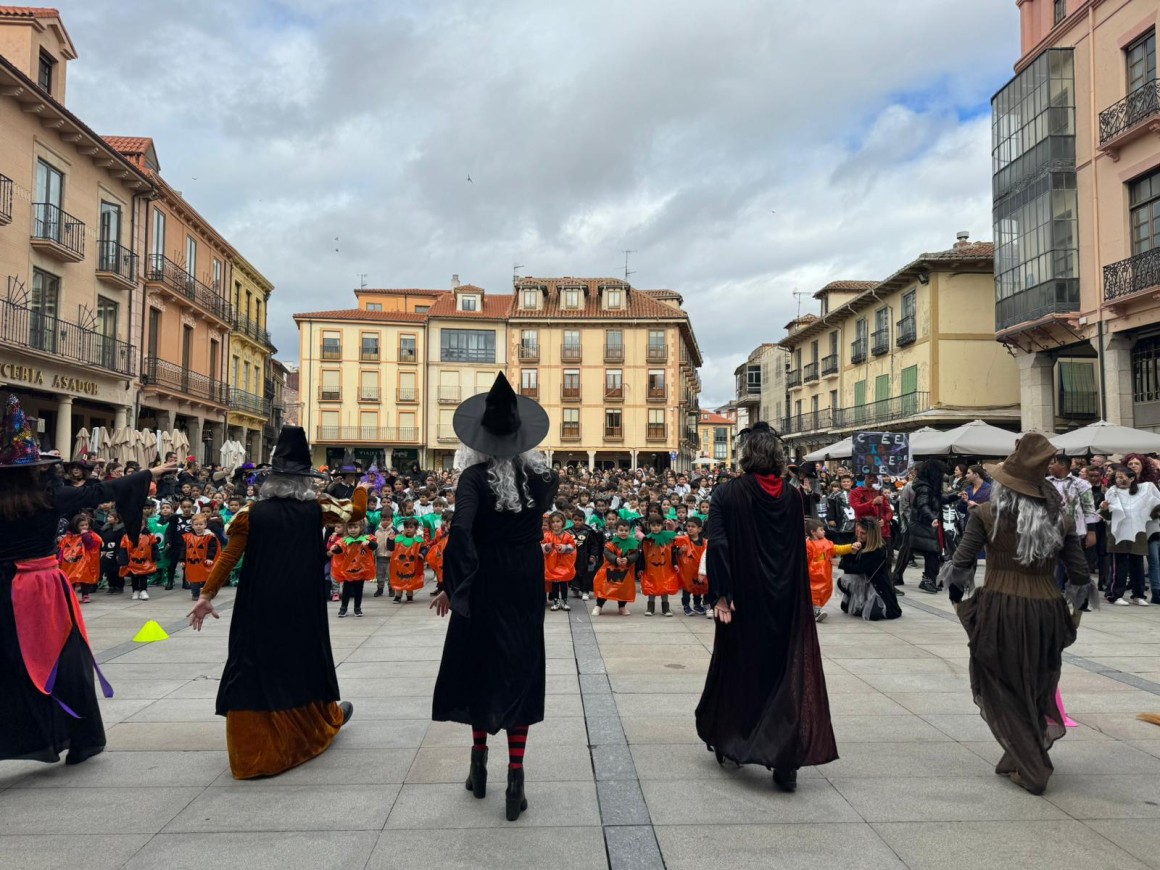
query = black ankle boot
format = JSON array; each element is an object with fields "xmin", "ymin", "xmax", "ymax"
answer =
[
  {"xmin": 917, "ymin": 577, "xmax": 938, "ymax": 594},
  {"xmin": 466, "ymin": 747, "xmax": 488, "ymax": 798},
  {"xmin": 505, "ymin": 767, "xmax": 527, "ymax": 821},
  {"xmin": 772, "ymin": 767, "xmax": 798, "ymax": 792}
]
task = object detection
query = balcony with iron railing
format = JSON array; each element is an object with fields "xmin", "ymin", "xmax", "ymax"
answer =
[
  {"xmin": 1105, "ymin": 247, "xmax": 1160, "ymax": 304},
  {"xmin": 646, "ymin": 424, "xmax": 666, "ymax": 441},
  {"xmin": 0, "ymin": 173, "xmax": 11, "ymax": 225},
  {"xmin": 832, "ymin": 391, "xmax": 930, "ymax": 429},
  {"xmin": 851, "ymin": 338, "xmax": 867, "ymax": 364},
  {"xmin": 896, "ymin": 315, "xmax": 916, "ymax": 346},
  {"xmin": 520, "ymin": 384, "xmax": 539, "ymax": 400},
  {"xmin": 604, "ymin": 343, "xmax": 624, "ymax": 363},
  {"xmin": 821, "ymin": 354, "xmax": 839, "ymax": 376},
  {"xmin": 604, "ymin": 426, "xmax": 624, "ymax": 441},
  {"xmin": 31, "ymin": 203, "xmax": 85, "ymax": 262},
  {"xmin": 397, "ymin": 387, "xmax": 418, "ymax": 403},
  {"xmin": 685, "ymin": 427, "xmax": 700, "ymax": 447},
  {"xmin": 561, "ymin": 344, "xmax": 582, "ymax": 363},
  {"xmin": 647, "ymin": 345, "xmax": 667, "ymax": 363},
  {"xmin": 783, "ymin": 408, "xmax": 832, "ymax": 436},
  {"xmin": 1098, "ymin": 78, "xmax": 1160, "ymax": 155},
  {"xmin": 233, "ymin": 313, "xmax": 273, "ymax": 347},
  {"xmin": 228, "ymin": 387, "xmax": 271, "ymax": 419},
  {"xmin": 145, "ymin": 254, "xmax": 232, "ymax": 323},
  {"xmin": 95, "ymin": 240, "xmax": 137, "ymax": 289},
  {"xmin": 142, "ymin": 357, "xmax": 227, "ymax": 404},
  {"xmin": 438, "ymin": 385, "xmax": 460, "ymax": 404},
  {"xmin": 358, "ymin": 386, "xmax": 380, "ymax": 403},
  {"xmin": 647, "ymin": 386, "xmax": 667, "ymax": 402},
  {"xmin": 787, "ymin": 369, "xmax": 802, "ymax": 388},
  {"xmin": 561, "ymin": 422, "xmax": 581, "ymax": 441},
  {"xmin": 605, "ymin": 385, "xmax": 623, "ymax": 402},
  {"xmin": 320, "ymin": 344, "xmax": 342, "ymax": 360},
  {"xmin": 518, "ymin": 343, "xmax": 540, "ymax": 363},
  {"xmin": 562, "ymin": 385, "xmax": 581, "ymax": 402},
  {"xmin": 318, "ymin": 386, "xmax": 341, "ymax": 402},
  {"xmin": 804, "ymin": 362, "xmax": 819, "ymax": 383},
  {"xmin": 315, "ymin": 426, "xmax": 419, "ymax": 443},
  {"xmin": 0, "ymin": 299, "xmax": 135, "ymax": 376},
  {"xmin": 437, "ymin": 424, "xmax": 458, "ymax": 442},
  {"xmin": 398, "ymin": 345, "xmax": 417, "ymax": 363},
  {"xmin": 871, "ymin": 328, "xmax": 890, "ymax": 356}
]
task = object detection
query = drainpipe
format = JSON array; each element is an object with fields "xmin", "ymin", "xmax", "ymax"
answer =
[{"xmin": 1088, "ymin": 4, "xmax": 1107, "ymax": 422}]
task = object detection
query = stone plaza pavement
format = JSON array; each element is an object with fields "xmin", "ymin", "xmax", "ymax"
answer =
[{"xmin": 2, "ymin": 572, "xmax": 1160, "ymax": 870}]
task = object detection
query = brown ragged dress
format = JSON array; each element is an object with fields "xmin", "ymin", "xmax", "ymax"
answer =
[
  {"xmin": 950, "ymin": 502, "xmax": 1090, "ymax": 794},
  {"xmin": 202, "ymin": 489, "xmax": 365, "ymax": 779}
]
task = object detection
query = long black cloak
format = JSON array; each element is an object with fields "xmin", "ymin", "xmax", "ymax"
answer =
[
  {"xmin": 433, "ymin": 462, "xmax": 558, "ymax": 733},
  {"xmin": 695, "ymin": 474, "xmax": 838, "ymax": 769}
]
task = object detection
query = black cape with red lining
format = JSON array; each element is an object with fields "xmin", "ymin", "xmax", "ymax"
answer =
[
  {"xmin": 695, "ymin": 473, "xmax": 838, "ymax": 770},
  {"xmin": 433, "ymin": 462, "xmax": 558, "ymax": 733}
]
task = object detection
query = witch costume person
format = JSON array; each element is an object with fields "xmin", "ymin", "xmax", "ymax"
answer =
[
  {"xmin": 187, "ymin": 426, "xmax": 364, "ymax": 779},
  {"xmin": 942, "ymin": 433, "xmax": 1094, "ymax": 795},
  {"xmin": 695, "ymin": 422, "xmax": 838, "ymax": 792},
  {"xmin": 431, "ymin": 373, "xmax": 556, "ymax": 822},
  {"xmin": 0, "ymin": 395, "xmax": 174, "ymax": 765}
]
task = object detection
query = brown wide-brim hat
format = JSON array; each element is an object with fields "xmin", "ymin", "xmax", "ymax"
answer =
[{"xmin": 986, "ymin": 432, "xmax": 1056, "ymax": 499}]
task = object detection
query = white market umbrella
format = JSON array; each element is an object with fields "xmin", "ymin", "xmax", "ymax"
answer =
[
  {"xmin": 693, "ymin": 456, "xmax": 716, "ymax": 467},
  {"xmin": 910, "ymin": 420, "xmax": 1019, "ymax": 457},
  {"xmin": 1050, "ymin": 420, "xmax": 1160, "ymax": 455},
  {"xmin": 803, "ymin": 436, "xmax": 854, "ymax": 462}
]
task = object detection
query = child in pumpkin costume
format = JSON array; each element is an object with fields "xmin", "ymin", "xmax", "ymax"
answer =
[
  {"xmin": 330, "ymin": 519, "xmax": 377, "ymax": 617},
  {"xmin": 58, "ymin": 514, "xmax": 101, "ymax": 603},
  {"xmin": 178, "ymin": 513, "xmax": 221, "ymax": 602},
  {"xmin": 118, "ymin": 518, "xmax": 160, "ymax": 600},
  {"xmin": 674, "ymin": 516, "xmax": 709, "ymax": 616},
  {"xmin": 592, "ymin": 519, "xmax": 639, "ymax": 616},
  {"xmin": 543, "ymin": 511, "xmax": 576, "ymax": 612},
  {"xmin": 422, "ymin": 498, "xmax": 449, "ymax": 596},
  {"xmin": 387, "ymin": 517, "xmax": 426, "ymax": 603},
  {"xmin": 805, "ymin": 517, "xmax": 857, "ymax": 622},
  {"xmin": 640, "ymin": 514, "xmax": 680, "ymax": 616}
]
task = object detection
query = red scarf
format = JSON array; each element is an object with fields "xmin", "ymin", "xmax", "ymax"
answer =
[{"xmin": 755, "ymin": 473, "xmax": 784, "ymax": 498}]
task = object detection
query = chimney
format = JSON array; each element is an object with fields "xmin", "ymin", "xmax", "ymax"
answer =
[
  {"xmin": 955, "ymin": 230, "xmax": 970, "ymax": 248},
  {"xmin": 451, "ymin": 274, "xmax": 460, "ymax": 288}
]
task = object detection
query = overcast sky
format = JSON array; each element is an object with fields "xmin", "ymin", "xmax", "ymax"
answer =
[{"xmin": 59, "ymin": 0, "xmax": 1020, "ymax": 407}]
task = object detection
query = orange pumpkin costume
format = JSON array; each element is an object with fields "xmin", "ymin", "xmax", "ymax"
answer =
[
  {"xmin": 593, "ymin": 536, "xmax": 639, "ymax": 603},
  {"xmin": 674, "ymin": 534, "xmax": 708, "ymax": 596},
  {"xmin": 426, "ymin": 526, "xmax": 448, "ymax": 584},
  {"xmin": 640, "ymin": 532, "xmax": 680, "ymax": 597},
  {"xmin": 58, "ymin": 531, "xmax": 101, "ymax": 587},
  {"xmin": 389, "ymin": 535, "xmax": 425, "ymax": 592},
  {"xmin": 179, "ymin": 532, "xmax": 220, "ymax": 585},
  {"xmin": 806, "ymin": 537, "xmax": 854, "ymax": 608},
  {"xmin": 330, "ymin": 535, "xmax": 377, "ymax": 582},
  {"xmin": 543, "ymin": 530, "xmax": 577, "ymax": 592},
  {"xmin": 118, "ymin": 533, "xmax": 160, "ymax": 578}
]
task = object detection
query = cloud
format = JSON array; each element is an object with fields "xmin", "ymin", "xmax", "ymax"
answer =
[{"xmin": 55, "ymin": 0, "xmax": 1019, "ymax": 406}]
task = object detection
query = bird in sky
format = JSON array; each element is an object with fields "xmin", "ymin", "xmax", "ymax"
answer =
[{"xmin": 467, "ymin": 174, "xmax": 473, "ymax": 183}]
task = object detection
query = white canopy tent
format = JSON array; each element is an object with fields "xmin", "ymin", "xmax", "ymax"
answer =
[
  {"xmin": 803, "ymin": 427, "xmax": 941, "ymax": 463},
  {"xmin": 1049, "ymin": 420, "xmax": 1160, "ymax": 455},
  {"xmin": 909, "ymin": 420, "xmax": 1020, "ymax": 457}
]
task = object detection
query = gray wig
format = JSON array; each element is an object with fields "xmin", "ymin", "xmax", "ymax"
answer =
[
  {"xmin": 989, "ymin": 481, "xmax": 1064, "ymax": 565},
  {"xmin": 454, "ymin": 444, "xmax": 552, "ymax": 512},
  {"xmin": 258, "ymin": 472, "xmax": 320, "ymax": 502}
]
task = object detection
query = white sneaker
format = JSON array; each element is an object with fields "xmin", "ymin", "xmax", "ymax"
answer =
[
  {"xmin": 131, "ymin": 591, "xmax": 140, "ymax": 600},
  {"xmin": 581, "ymin": 593, "xmax": 590, "ymax": 601},
  {"xmin": 550, "ymin": 601, "xmax": 560, "ymax": 612},
  {"xmin": 1131, "ymin": 597, "xmax": 1150, "ymax": 606},
  {"xmin": 591, "ymin": 606, "xmax": 601, "ymax": 616},
  {"xmin": 139, "ymin": 590, "xmax": 149, "ymax": 601},
  {"xmin": 620, "ymin": 608, "xmax": 631, "ymax": 616},
  {"xmin": 815, "ymin": 610, "xmax": 828, "ymax": 623},
  {"xmin": 1112, "ymin": 597, "xmax": 1131, "ymax": 606}
]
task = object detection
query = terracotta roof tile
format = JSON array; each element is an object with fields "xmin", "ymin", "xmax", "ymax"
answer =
[
  {"xmin": 699, "ymin": 411, "xmax": 733, "ymax": 425},
  {"xmin": 292, "ymin": 309, "xmax": 428, "ymax": 324},
  {"xmin": 425, "ymin": 293, "xmax": 512, "ymax": 320},
  {"xmin": 102, "ymin": 135, "xmax": 152, "ymax": 154},
  {"xmin": 814, "ymin": 280, "xmax": 879, "ymax": 298},
  {"xmin": 354, "ymin": 288, "xmax": 444, "ymax": 297},
  {"xmin": 0, "ymin": 6, "xmax": 60, "ymax": 17},
  {"xmin": 924, "ymin": 242, "xmax": 994, "ymax": 259},
  {"xmin": 509, "ymin": 278, "xmax": 688, "ymax": 321}
]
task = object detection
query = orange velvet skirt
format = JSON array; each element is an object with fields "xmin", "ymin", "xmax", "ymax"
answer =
[{"xmin": 225, "ymin": 701, "xmax": 344, "ymax": 779}]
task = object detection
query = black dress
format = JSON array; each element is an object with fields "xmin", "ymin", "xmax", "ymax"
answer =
[
  {"xmin": 836, "ymin": 548, "xmax": 901, "ymax": 620},
  {"xmin": 433, "ymin": 462, "xmax": 558, "ymax": 733},
  {"xmin": 0, "ymin": 470, "xmax": 151, "ymax": 763},
  {"xmin": 695, "ymin": 475, "xmax": 838, "ymax": 770}
]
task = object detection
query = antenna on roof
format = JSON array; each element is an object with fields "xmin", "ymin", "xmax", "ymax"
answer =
[
  {"xmin": 623, "ymin": 250, "xmax": 635, "ymax": 281},
  {"xmin": 513, "ymin": 262, "xmax": 524, "ymax": 283},
  {"xmin": 358, "ymin": 273, "xmax": 368, "ymax": 289},
  {"xmin": 792, "ymin": 289, "xmax": 810, "ymax": 320}
]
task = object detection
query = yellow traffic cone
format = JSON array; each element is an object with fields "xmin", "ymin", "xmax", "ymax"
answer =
[{"xmin": 132, "ymin": 620, "xmax": 169, "ymax": 643}]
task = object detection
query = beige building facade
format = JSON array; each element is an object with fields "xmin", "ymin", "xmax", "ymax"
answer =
[
  {"xmin": 733, "ymin": 342, "xmax": 788, "ymax": 433},
  {"xmin": 994, "ymin": 0, "xmax": 1160, "ymax": 432},
  {"xmin": 226, "ymin": 254, "xmax": 275, "ymax": 458},
  {"xmin": 0, "ymin": 9, "xmax": 150, "ymax": 455},
  {"xmin": 779, "ymin": 237, "xmax": 1021, "ymax": 457}
]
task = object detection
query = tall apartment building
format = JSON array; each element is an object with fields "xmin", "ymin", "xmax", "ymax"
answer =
[
  {"xmin": 295, "ymin": 277, "xmax": 703, "ymax": 472},
  {"xmin": 0, "ymin": 8, "xmax": 150, "ymax": 454},
  {"xmin": 698, "ymin": 410, "xmax": 734, "ymax": 468},
  {"xmin": 778, "ymin": 236, "xmax": 1021, "ymax": 457},
  {"xmin": 226, "ymin": 254, "xmax": 275, "ymax": 459},
  {"xmin": 993, "ymin": 0, "xmax": 1160, "ymax": 432},
  {"xmin": 733, "ymin": 343, "xmax": 787, "ymax": 432}
]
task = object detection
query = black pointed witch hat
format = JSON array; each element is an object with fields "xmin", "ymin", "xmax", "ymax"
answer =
[
  {"xmin": 269, "ymin": 426, "xmax": 324, "ymax": 477},
  {"xmin": 452, "ymin": 373, "xmax": 549, "ymax": 458}
]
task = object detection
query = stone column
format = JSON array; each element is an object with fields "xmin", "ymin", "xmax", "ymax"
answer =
[
  {"xmin": 186, "ymin": 417, "xmax": 203, "ymax": 465},
  {"xmin": 1095, "ymin": 334, "xmax": 1134, "ymax": 426},
  {"xmin": 55, "ymin": 396, "xmax": 73, "ymax": 457},
  {"xmin": 630, "ymin": 449, "xmax": 639, "ymax": 469},
  {"xmin": 1016, "ymin": 351, "xmax": 1056, "ymax": 434},
  {"xmin": 382, "ymin": 448, "xmax": 393, "ymax": 473},
  {"xmin": 114, "ymin": 405, "xmax": 129, "ymax": 430},
  {"xmin": 587, "ymin": 450, "xmax": 596, "ymax": 471},
  {"xmin": 154, "ymin": 409, "xmax": 174, "ymax": 434}
]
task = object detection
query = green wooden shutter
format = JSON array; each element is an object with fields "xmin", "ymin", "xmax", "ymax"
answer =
[
  {"xmin": 875, "ymin": 374, "xmax": 890, "ymax": 402},
  {"xmin": 854, "ymin": 380, "xmax": 866, "ymax": 425},
  {"xmin": 900, "ymin": 365, "xmax": 919, "ymax": 417}
]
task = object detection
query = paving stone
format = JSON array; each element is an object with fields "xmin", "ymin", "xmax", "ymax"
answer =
[
  {"xmin": 1084, "ymin": 820, "xmax": 1160, "ymax": 870},
  {"xmin": 406, "ymin": 746, "xmax": 593, "ymax": 783},
  {"xmin": 123, "ymin": 831, "xmax": 379, "ymax": 870},
  {"xmin": 332, "ymin": 718, "xmax": 430, "ymax": 749},
  {"xmin": 606, "ymin": 825, "xmax": 665, "ymax": 870},
  {"xmin": 16, "ymin": 750, "xmax": 228, "ymax": 789},
  {"xmin": 165, "ymin": 784, "xmax": 399, "ymax": 832},
  {"xmin": 367, "ymin": 826, "xmax": 608, "ymax": 870},
  {"xmin": 385, "ymin": 781, "xmax": 600, "ymax": 828},
  {"xmin": 105, "ymin": 721, "xmax": 227, "ymax": 751},
  {"xmin": 640, "ymin": 777, "xmax": 861, "ymax": 825},
  {"xmin": 0, "ymin": 786, "xmax": 202, "ymax": 834},
  {"xmin": 213, "ymin": 748, "xmax": 416, "ymax": 786},
  {"xmin": 829, "ymin": 776, "xmax": 1069, "ymax": 822},
  {"xmin": 583, "ymin": 693, "xmax": 620, "ymax": 718},
  {"xmin": 1041, "ymin": 775, "xmax": 1160, "ymax": 819},
  {"xmin": 598, "ymin": 779, "xmax": 652, "ymax": 826},
  {"xmin": 586, "ymin": 715, "xmax": 627, "ymax": 745},
  {"xmin": 820, "ymin": 742, "xmax": 993, "ymax": 779},
  {"xmin": 656, "ymin": 823, "xmax": 906, "ymax": 870},
  {"xmin": 0, "ymin": 834, "xmax": 152, "ymax": 870},
  {"xmin": 580, "ymin": 674, "xmax": 613, "ymax": 694}
]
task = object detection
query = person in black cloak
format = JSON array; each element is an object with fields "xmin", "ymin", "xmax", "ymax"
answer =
[
  {"xmin": 0, "ymin": 394, "xmax": 175, "ymax": 766},
  {"xmin": 695, "ymin": 422, "xmax": 838, "ymax": 791},
  {"xmin": 431, "ymin": 373, "xmax": 556, "ymax": 822},
  {"xmin": 187, "ymin": 426, "xmax": 365, "ymax": 779}
]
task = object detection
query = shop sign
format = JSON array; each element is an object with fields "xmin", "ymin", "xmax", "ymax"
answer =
[{"xmin": 0, "ymin": 362, "xmax": 101, "ymax": 397}]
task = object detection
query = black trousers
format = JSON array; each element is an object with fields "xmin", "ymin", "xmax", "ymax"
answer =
[
  {"xmin": 549, "ymin": 581, "xmax": 570, "ymax": 601},
  {"xmin": 129, "ymin": 573, "xmax": 152, "ymax": 592},
  {"xmin": 340, "ymin": 580, "xmax": 365, "ymax": 610},
  {"xmin": 1108, "ymin": 553, "xmax": 1145, "ymax": 601},
  {"xmin": 890, "ymin": 533, "xmax": 912, "ymax": 585}
]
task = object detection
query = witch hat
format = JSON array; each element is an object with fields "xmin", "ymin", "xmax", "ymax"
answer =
[
  {"xmin": 0, "ymin": 394, "xmax": 60, "ymax": 469},
  {"xmin": 269, "ymin": 426, "xmax": 324, "ymax": 477},
  {"xmin": 453, "ymin": 373, "xmax": 549, "ymax": 458},
  {"xmin": 336, "ymin": 451, "xmax": 361, "ymax": 475}
]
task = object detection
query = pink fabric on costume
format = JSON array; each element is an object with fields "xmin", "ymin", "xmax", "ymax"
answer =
[{"xmin": 1055, "ymin": 687, "xmax": 1078, "ymax": 728}]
